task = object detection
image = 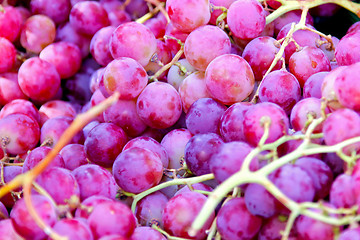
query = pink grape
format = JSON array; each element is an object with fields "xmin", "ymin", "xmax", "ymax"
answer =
[
  {"xmin": 59, "ymin": 144, "xmax": 88, "ymax": 170},
  {"xmin": 144, "ymin": 40, "xmax": 172, "ymax": 80},
  {"xmin": 184, "ymin": 25, "xmax": 231, "ymax": 71},
  {"xmin": 39, "ymin": 41, "xmax": 82, "ymax": 79},
  {"xmin": 227, "ymin": 0, "xmax": 266, "ymax": 39},
  {"xmin": 39, "ymin": 100, "xmax": 77, "ymax": 126},
  {"xmin": 178, "ymin": 71, "xmax": 211, "ymax": 113},
  {"xmin": 101, "ymin": 0, "xmax": 131, "ymax": 27},
  {"xmin": 0, "ymin": 6, "xmax": 22, "ymax": 42},
  {"xmin": 144, "ymin": 13, "xmax": 167, "ymax": 39},
  {"xmin": 51, "ymin": 218, "xmax": 94, "ymax": 240},
  {"xmin": 101, "ymin": 57, "xmax": 148, "ymax": 99},
  {"xmin": 22, "ymin": 146, "xmax": 65, "ymax": 172},
  {"xmin": 0, "ymin": 99, "xmax": 42, "ymax": 126},
  {"xmin": 30, "ymin": 0, "xmax": 71, "ymax": 24},
  {"xmin": 130, "ymin": 227, "xmax": 167, "ymax": 240},
  {"xmin": 90, "ymin": 26, "xmax": 115, "ymax": 66},
  {"xmin": 273, "ymin": 10, "xmax": 314, "ymax": 35},
  {"xmin": 18, "ymin": 57, "xmax": 61, "ymax": 102},
  {"xmin": 0, "ymin": 73, "xmax": 27, "ymax": 106},
  {"xmin": 0, "ymin": 37, "xmax": 16, "ymax": 73},
  {"xmin": 166, "ymin": 0, "xmax": 210, "ymax": 33},
  {"xmin": 0, "ymin": 113, "xmax": 40, "ymax": 155},
  {"xmin": 164, "ymin": 22, "xmax": 189, "ymax": 56},
  {"xmin": 20, "ymin": 14, "xmax": 56, "ymax": 53},
  {"xmin": 205, "ymin": 54, "xmax": 255, "ymax": 105},
  {"xmin": 136, "ymin": 82, "xmax": 182, "ymax": 129},
  {"xmin": 75, "ymin": 195, "xmax": 114, "ymax": 219},
  {"xmin": 303, "ymin": 71, "xmax": 328, "ymax": 98},
  {"xmin": 209, "ymin": 0, "xmax": 236, "ymax": 25},
  {"xmin": 69, "ymin": 1, "xmax": 110, "ymax": 36},
  {"xmin": 109, "ymin": 22, "xmax": 157, "ymax": 67},
  {"xmin": 335, "ymin": 30, "xmax": 360, "ymax": 66},
  {"xmin": 0, "ymin": 219, "xmax": 23, "ymax": 239}
]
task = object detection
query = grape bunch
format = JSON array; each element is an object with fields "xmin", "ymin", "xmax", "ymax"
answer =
[{"xmin": 1, "ymin": 0, "xmax": 360, "ymax": 239}]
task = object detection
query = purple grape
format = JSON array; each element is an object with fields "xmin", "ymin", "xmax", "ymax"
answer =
[
  {"xmin": 59, "ymin": 144, "xmax": 88, "ymax": 171},
  {"xmin": 258, "ymin": 215, "xmax": 297, "ymax": 240},
  {"xmin": 1, "ymin": 166, "xmax": 22, "ymax": 208},
  {"xmin": 112, "ymin": 147, "xmax": 163, "ymax": 194},
  {"xmin": 163, "ymin": 192, "xmax": 215, "ymax": 239},
  {"xmin": 338, "ymin": 227, "xmax": 360, "ymax": 240},
  {"xmin": 84, "ymin": 123, "xmax": 127, "ymax": 168},
  {"xmin": 130, "ymin": 226, "xmax": 167, "ymax": 240},
  {"xmin": 174, "ymin": 183, "xmax": 213, "ymax": 197},
  {"xmin": 244, "ymin": 183, "xmax": 278, "ymax": 218},
  {"xmin": 330, "ymin": 173, "xmax": 357, "ymax": 208},
  {"xmin": 185, "ymin": 98, "xmax": 227, "ymax": 135},
  {"xmin": 30, "ymin": 0, "xmax": 71, "ymax": 24},
  {"xmin": 335, "ymin": 30, "xmax": 360, "ymax": 66},
  {"xmin": 0, "ymin": 219, "xmax": 23, "ymax": 239},
  {"xmin": 135, "ymin": 192, "xmax": 168, "ymax": 228},
  {"xmin": 75, "ymin": 195, "xmax": 114, "ymax": 219},
  {"xmin": 87, "ymin": 201, "xmax": 136, "ymax": 239},
  {"xmin": 0, "ymin": 72, "xmax": 27, "ymax": 106},
  {"xmin": 303, "ymin": 71, "xmax": 328, "ymax": 98},
  {"xmin": 72, "ymin": 164, "xmax": 118, "ymax": 200},
  {"xmin": 217, "ymin": 197, "xmax": 262, "ymax": 240},
  {"xmin": 90, "ymin": 26, "xmax": 115, "ymax": 66},
  {"xmin": 184, "ymin": 133, "xmax": 224, "ymax": 176},
  {"xmin": 52, "ymin": 218, "xmax": 94, "ymax": 240},
  {"xmin": 210, "ymin": 141, "xmax": 259, "ymax": 183}
]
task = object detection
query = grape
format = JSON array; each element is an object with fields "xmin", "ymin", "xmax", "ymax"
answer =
[
  {"xmin": 184, "ymin": 25, "xmax": 231, "ymax": 71},
  {"xmin": 322, "ymin": 152, "xmax": 344, "ymax": 177},
  {"xmin": 0, "ymin": 219, "xmax": 23, "ymax": 240},
  {"xmin": 334, "ymin": 62, "xmax": 360, "ymax": 111},
  {"xmin": 136, "ymin": 82, "xmax": 182, "ymax": 129},
  {"xmin": 22, "ymin": 146, "xmax": 65, "ymax": 172},
  {"xmin": 72, "ymin": 164, "xmax": 118, "ymax": 200},
  {"xmin": 178, "ymin": 71, "xmax": 211, "ymax": 113},
  {"xmin": 56, "ymin": 22, "xmax": 92, "ymax": 59},
  {"xmin": 335, "ymin": 30, "xmax": 360, "ymax": 66},
  {"xmin": 303, "ymin": 71, "xmax": 328, "ymax": 98},
  {"xmin": 217, "ymin": 197, "xmax": 262, "ymax": 240},
  {"xmin": 84, "ymin": 123, "xmax": 127, "ymax": 168},
  {"xmin": 319, "ymin": 36, "xmax": 339, "ymax": 61},
  {"xmin": 0, "ymin": 201, "xmax": 8, "ymax": 219},
  {"xmin": 89, "ymin": 89, "xmax": 106, "ymax": 122},
  {"xmin": 130, "ymin": 227, "xmax": 167, "ymax": 240},
  {"xmin": 135, "ymin": 192, "xmax": 168, "ymax": 228},
  {"xmin": 82, "ymin": 121, "xmax": 99, "ymax": 139},
  {"xmin": 290, "ymin": 97, "xmax": 328, "ymax": 134},
  {"xmin": 174, "ymin": 182, "xmax": 213, "ymax": 196},
  {"xmin": 0, "ymin": 73, "xmax": 27, "ymax": 106},
  {"xmin": 39, "ymin": 100, "xmax": 77, "ymax": 126},
  {"xmin": 185, "ymin": 133, "xmax": 223, "ymax": 176},
  {"xmin": 164, "ymin": 22, "xmax": 189, "ymax": 56},
  {"xmin": 161, "ymin": 128, "xmax": 192, "ymax": 170},
  {"xmin": 109, "ymin": 22, "xmax": 157, "ymax": 67},
  {"xmin": 69, "ymin": 1, "xmax": 109, "ymax": 36},
  {"xmin": 89, "ymin": 67, "xmax": 104, "ymax": 93},
  {"xmin": 185, "ymin": 98, "xmax": 227, "ymax": 135},
  {"xmin": 59, "ymin": 144, "xmax": 88, "ymax": 170},
  {"xmin": 41, "ymin": 116, "xmax": 84, "ymax": 147},
  {"xmin": 244, "ymin": 183, "xmax": 278, "ymax": 218},
  {"xmin": 34, "ymin": 167, "xmax": 80, "ymax": 205},
  {"xmin": 0, "ymin": 37, "xmax": 16, "ymax": 73},
  {"xmin": 125, "ymin": 0, "xmax": 149, "ymax": 20},
  {"xmin": 20, "ymin": 14, "xmax": 56, "ymax": 53},
  {"xmin": 123, "ymin": 136, "xmax": 169, "ymax": 168},
  {"xmin": 101, "ymin": 0, "xmax": 131, "ymax": 27},
  {"xmin": 39, "ymin": 41, "xmax": 82, "ymax": 79},
  {"xmin": 10, "ymin": 195, "xmax": 58, "ymax": 240},
  {"xmin": 272, "ymin": 164, "xmax": 315, "ymax": 203},
  {"xmin": 323, "ymin": 108, "xmax": 360, "ymax": 155},
  {"xmin": 75, "ymin": 195, "xmax": 114, "ymax": 219},
  {"xmin": 258, "ymin": 69, "xmax": 301, "ymax": 114},
  {"xmin": 289, "ymin": 46, "xmax": 331, "ymax": 87},
  {"xmin": 144, "ymin": 40, "xmax": 172, "ymax": 80},
  {"xmin": 163, "ymin": 192, "xmax": 215, "ymax": 239},
  {"xmin": 98, "ymin": 235, "xmax": 128, "ymax": 240},
  {"xmin": 243, "ymin": 102, "xmax": 289, "ymax": 146},
  {"xmin": 321, "ymin": 66, "xmax": 345, "ymax": 111},
  {"xmin": 338, "ymin": 227, "xmax": 360, "ymax": 240},
  {"xmin": 227, "ymin": 0, "xmax": 265, "ymax": 39},
  {"xmin": 219, "ymin": 102, "xmax": 252, "ymax": 142},
  {"xmin": 0, "ymin": 6, "xmax": 22, "ymax": 42},
  {"xmin": 144, "ymin": 13, "xmax": 167, "ymax": 39},
  {"xmin": 330, "ymin": 173, "xmax": 357, "ymax": 209},
  {"xmin": 52, "ymin": 218, "xmax": 94, "ymax": 240},
  {"xmin": 0, "ymin": 113, "xmax": 40, "ymax": 155},
  {"xmin": 112, "ymin": 147, "xmax": 163, "ymax": 194},
  {"xmin": 90, "ymin": 26, "xmax": 115, "ymax": 66},
  {"xmin": 242, "ymin": 36, "xmax": 283, "ymax": 81},
  {"xmin": 295, "ymin": 157, "xmax": 333, "ymax": 200},
  {"xmin": 210, "ymin": 141, "xmax": 259, "ymax": 183},
  {"xmin": 1, "ymin": 166, "xmax": 22, "ymax": 208},
  {"xmin": 166, "ymin": 0, "xmax": 210, "ymax": 33},
  {"xmin": 100, "ymin": 57, "xmax": 148, "ymax": 99},
  {"xmin": 205, "ymin": 54, "xmax": 255, "ymax": 105},
  {"xmin": 30, "ymin": 0, "xmax": 71, "ymax": 24},
  {"xmin": 103, "ymin": 99, "xmax": 147, "ymax": 138},
  {"xmin": 18, "ymin": 57, "xmax": 61, "ymax": 102},
  {"xmin": 295, "ymin": 206, "xmax": 338, "ymax": 240},
  {"xmin": 87, "ymin": 201, "xmax": 136, "ymax": 239},
  {"xmin": 258, "ymin": 215, "xmax": 297, "ymax": 240},
  {"xmin": 277, "ymin": 23, "xmax": 320, "ymax": 63}
]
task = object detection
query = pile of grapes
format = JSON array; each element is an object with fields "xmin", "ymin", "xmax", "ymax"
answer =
[{"xmin": 2, "ymin": 0, "xmax": 360, "ymax": 239}]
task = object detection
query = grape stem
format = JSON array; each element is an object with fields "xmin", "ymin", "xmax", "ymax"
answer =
[{"xmin": 149, "ymin": 47, "xmax": 184, "ymax": 81}]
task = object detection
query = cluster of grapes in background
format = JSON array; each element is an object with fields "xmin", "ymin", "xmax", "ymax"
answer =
[{"xmin": 2, "ymin": 0, "xmax": 360, "ymax": 239}]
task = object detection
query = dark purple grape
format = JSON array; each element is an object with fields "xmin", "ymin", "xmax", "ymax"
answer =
[
  {"xmin": 163, "ymin": 192, "xmax": 215, "ymax": 240},
  {"xmin": 184, "ymin": 133, "xmax": 224, "ymax": 176},
  {"xmin": 244, "ymin": 183, "xmax": 278, "ymax": 218},
  {"xmin": 112, "ymin": 147, "xmax": 163, "ymax": 194},
  {"xmin": 185, "ymin": 98, "xmax": 227, "ymax": 135},
  {"xmin": 217, "ymin": 197, "xmax": 262, "ymax": 240},
  {"xmin": 135, "ymin": 192, "xmax": 168, "ymax": 228},
  {"xmin": 88, "ymin": 201, "xmax": 136, "ymax": 239}
]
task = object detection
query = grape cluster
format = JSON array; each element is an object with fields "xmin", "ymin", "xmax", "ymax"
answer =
[{"xmin": 1, "ymin": 0, "xmax": 360, "ymax": 239}]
